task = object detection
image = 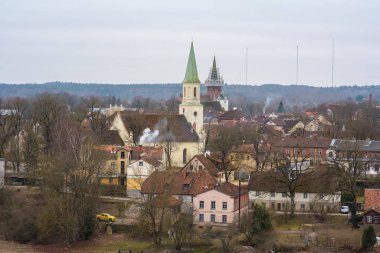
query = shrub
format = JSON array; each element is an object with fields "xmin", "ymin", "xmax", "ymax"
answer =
[{"xmin": 362, "ymin": 225, "xmax": 377, "ymax": 250}]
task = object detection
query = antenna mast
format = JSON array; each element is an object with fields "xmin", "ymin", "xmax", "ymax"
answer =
[
  {"xmin": 296, "ymin": 45, "xmax": 299, "ymax": 85},
  {"xmin": 332, "ymin": 39, "xmax": 335, "ymax": 87},
  {"xmin": 245, "ymin": 48, "xmax": 248, "ymax": 85}
]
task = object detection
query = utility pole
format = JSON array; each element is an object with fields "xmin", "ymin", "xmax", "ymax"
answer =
[{"xmin": 238, "ymin": 174, "xmax": 241, "ymax": 227}]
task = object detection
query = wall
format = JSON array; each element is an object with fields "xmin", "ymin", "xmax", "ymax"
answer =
[
  {"xmin": 249, "ymin": 191, "xmax": 341, "ymax": 212},
  {"xmin": 0, "ymin": 158, "xmax": 4, "ymax": 187}
]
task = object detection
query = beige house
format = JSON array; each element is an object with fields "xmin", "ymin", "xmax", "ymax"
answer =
[
  {"xmin": 248, "ymin": 172, "xmax": 341, "ymax": 212},
  {"xmin": 127, "ymin": 156, "xmax": 163, "ymax": 191}
]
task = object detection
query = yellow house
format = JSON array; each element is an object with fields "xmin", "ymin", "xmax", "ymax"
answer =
[{"xmin": 99, "ymin": 146, "xmax": 131, "ymax": 187}]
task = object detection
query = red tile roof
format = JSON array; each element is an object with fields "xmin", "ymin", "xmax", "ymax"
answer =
[
  {"xmin": 365, "ymin": 189, "xmax": 380, "ymax": 210},
  {"xmin": 141, "ymin": 171, "xmax": 218, "ymax": 196}
]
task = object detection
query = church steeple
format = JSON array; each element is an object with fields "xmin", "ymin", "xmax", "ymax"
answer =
[
  {"xmin": 211, "ymin": 56, "xmax": 218, "ymax": 80},
  {"xmin": 179, "ymin": 42, "xmax": 203, "ymax": 137},
  {"xmin": 183, "ymin": 42, "xmax": 200, "ymax": 83}
]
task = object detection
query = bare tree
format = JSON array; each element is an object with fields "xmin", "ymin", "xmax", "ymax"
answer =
[
  {"xmin": 32, "ymin": 93, "xmax": 67, "ymax": 154},
  {"xmin": 269, "ymin": 143, "xmax": 315, "ymax": 217},
  {"xmin": 208, "ymin": 125, "xmax": 241, "ymax": 182},
  {"xmin": 329, "ymin": 140, "xmax": 372, "ymax": 228}
]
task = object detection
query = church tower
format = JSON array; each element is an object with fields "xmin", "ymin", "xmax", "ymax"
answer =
[{"xmin": 179, "ymin": 42, "xmax": 203, "ymax": 136}]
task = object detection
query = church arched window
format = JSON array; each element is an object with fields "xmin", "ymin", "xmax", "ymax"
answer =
[
  {"xmin": 183, "ymin": 148, "xmax": 187, "ymax": 164},
  {"xmin": 183, "ymin": 108, "xmax": 185, "ymax": 114},
  {"xmin": 194, "ymin": 87, "xmax": 197, "ymax": 98},
  {"xmin": 184, "ymin": 87, "xmax": 186, "ymax": 97}
]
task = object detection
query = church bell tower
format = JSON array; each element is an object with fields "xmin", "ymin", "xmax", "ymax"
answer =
[{"xmin": 179, "ymin": 42, "xmax": 203, "ymax": 136}]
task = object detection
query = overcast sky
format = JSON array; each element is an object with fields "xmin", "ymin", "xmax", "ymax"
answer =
[{"xmin": 0, "ymin": 0, "xmax": 379, "ymax": 86}]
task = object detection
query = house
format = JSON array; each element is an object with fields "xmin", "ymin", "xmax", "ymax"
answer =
[
  {"xmin": 141, "ymin": 170, "xmax": 218, "ymax": 213},
  {"xmin": 218, "ymin": 109, "xmax": 245, "ymax": 127},
  {"xmin": 98, "ymin": 147, "xmax": 131, "ymax": 187},
  {"xmin": 363, "ymin": 208, "xmax": 380, "ymax": 224},
  {"xmin": 0, "ymin": 158, "xmax": 4, "ymax": 187},
  {"xmin": 193, "ymin": 182, "xmax": 249, "ymax": 227},
  {"xmin": 248, "ymin": 171, "xmax": 341, "ymax": 212},
  {"xmin": 304, "ymin": 117, "xmax": 332, "ymax": 132},
  {"xmin": 182, "ymin": 154, "xmax": 223, "ymax": 182},
  {"xmin": 283, "ymin": 120, "xmax": 305, "ymax": 135},
  {"xmin": 273, "ymin": 137, "xmax": 331, "ymax": 165},
  {"xmin": 328, "ymin": 139, "xmax": 380, "ymax": 176},
  {"xmin": 364, "ymin": 189, "xmax": 380, "ymax": 210},
  {"xmin": 229, "ymin": 143, "xmax": 272, "ymax": 174},
  {"xmin": 126, "ymin": 155, "xmax": 163, "ymax": 191}
]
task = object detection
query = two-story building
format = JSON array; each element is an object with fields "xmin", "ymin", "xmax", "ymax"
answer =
[
  {"xmin": 193, "ymin": 182, "xmax": 248, "ymax": 227},
  {"xmin": 141, "ymin": 170, "xmax": 219, "ymax": 213},
  {"xmin": 248, "ymin": 171, "xmax": 341, "ymax": 212}
]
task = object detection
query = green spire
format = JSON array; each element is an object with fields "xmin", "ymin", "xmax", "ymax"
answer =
[
  {"xmin": 211, "ymin": 56, "xmax": 218, "ymax": 80},
  {"xmin": 183, "ymin": 42, "xmax": 200, "ymax": 83}
]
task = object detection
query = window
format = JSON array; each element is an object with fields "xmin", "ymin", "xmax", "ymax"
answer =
[
  {"xmin": 194, "ymin": 87, "xmax": 197, "ymax": 97},
  {"xmin": 120, "ymin": 161, "xmax": 125, "ymax": 174},
  {"xmin": 199, "ymin": 214, "xmax": 204, "ymax": 222},
  {"xmin": 121, "ymin": 151, "xmax": 125, "ymax": 159},
  {"xmin": 199, "ymin": 201, "xmax": 204, "ymax": 209},
  {"xmin": 190, "ymin": 165, "xmax": 194, "ymax": 170},
  {"xmin": 256, "ymin": 191, "xmax": 261, "ymax": 196},
  {"xmin": 120, "ymin": 178, "xmax": 125, "ymax": 186},
  {"xmin": 198, "ymin": 165, "xmax": 203, "ymax": 171},
  {"xmin": 139, "ymin": 161, "xmax": 143, "ymax": 166},
  {"xmin": 294, "ymin": 149, "xmax": 298, "ymax": 155},
  {"xmin": 210, "ymin": 214, "xmax": 215, "ymax": 222},
  {"xmin": 211, "ymin": 201, "xmax": 216, "ymax": 210},
  {"xmin": 286, "ymin": 149, "xmax": 290, "ymax": 155},
  {"xmin": 182, "ymin": 148, "xmax": 187, "ymax": 164},
  {"xmin": 194, "ymin": 111, "xmax": 197, "ymax": 117},
  {"xmin": 302, "ymin": 149, "xmax": 306, "ymax": 155},
  {"xmin": 271, "ymin": 202, "xmax": 275, "ymax": 209},
  {"xmin": 222, "ymin": 202, "xmax": 227, "ymax": 210},
  {"xmin": 310, "ymin": 149, "xmax": 314, "ymax": 155},
  {"xmin": 367, "ymin": 216, "xmax": 373, "ymax": 224},
  {"xmin": 271, "ymin": 192, "xmax": 275, "ymax": 197},
  {"xmin": 317, "ymin": 149, "xmax": 322, "ymax": 155},
  {"xmin": 108, "ymin": 178, "xmax": 113, "ymax": 184},
  {"xmin": 282, "ymin": 192, "xmax": 287, "ymax": 198},
  {"xmin": 111, "ymin": 162, "xmax": 116, "ymax": 170},
  {"xmin": 222, "ymin": 215, "xmax": 227, "ymax": 223},
  {"xmin": 300, "ymin": 204, "xmax": 305, "ymax": 209},
  {"xmin": 328, "ymin": 151, "xmax": 333, "ymax": 158},
  {"xmin": 303, "ymin": 193, "xmax": 308, "ymax": 199},
  {"xmin": 183, "ymin": 108, "xmax": 185, "ymax": 114}
]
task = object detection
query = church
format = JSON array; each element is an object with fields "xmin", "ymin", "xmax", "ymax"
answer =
[{"xmin": 111, "ymin": 42, "xmax": 223, "ymax": 167}]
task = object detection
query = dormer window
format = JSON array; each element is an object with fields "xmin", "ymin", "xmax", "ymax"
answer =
[{"xmin": 183, "ymin": 184, "xmax": 190, "ymax": 190}]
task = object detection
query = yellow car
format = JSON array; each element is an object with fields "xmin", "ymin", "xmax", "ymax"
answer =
[{"xmin": 96, "ymin": 213, "xmax": 116, "ymax": 222}]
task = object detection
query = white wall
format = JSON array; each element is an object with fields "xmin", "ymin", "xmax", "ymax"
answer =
[{"xmin": 0, "ymin": 159, "xmax": 5, "ymax": 187}]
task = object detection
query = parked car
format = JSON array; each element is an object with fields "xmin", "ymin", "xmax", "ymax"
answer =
[
  {"xmin": 96, "ymin": 213, "xmax": 116, "ymax": 222},
  {"xmin": 340, "ymin": 205, "xmax": 349, "ymax": 214}
]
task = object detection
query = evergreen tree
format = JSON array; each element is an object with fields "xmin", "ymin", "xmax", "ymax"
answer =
[
  {"xmin": 277, "ymin": 101, "xmax": 285, "ymax": 113},
  {"xmin": 362, "ymin": 225, "xmax": 377, "ymax": 249},
  {"xmin": 240, "ymin": 204, "xmax": 272, "ymax": 246}
]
